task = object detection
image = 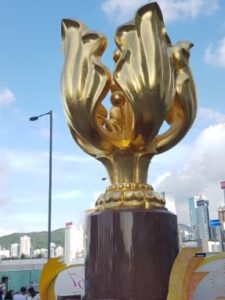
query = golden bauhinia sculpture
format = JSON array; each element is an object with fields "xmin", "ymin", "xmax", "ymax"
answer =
[{"xmin": 61, "ymin": 2, "xmax": 197, "ymax": 210}]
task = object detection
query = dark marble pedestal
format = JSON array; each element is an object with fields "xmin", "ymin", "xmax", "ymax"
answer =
[{"xmin": 85, "ymin": 209, "xmax": 179, "ymax": 300}]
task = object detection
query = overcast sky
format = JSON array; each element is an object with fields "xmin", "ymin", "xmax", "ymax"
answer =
[{"xmin": 0, "ymin": 0, "xmax": 225, "ymax": 236}]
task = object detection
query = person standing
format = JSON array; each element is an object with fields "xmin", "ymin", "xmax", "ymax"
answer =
[
  {"xmin": 14, "ymin": 287, "xmax": 27, "ymax": 300},
  {"xmin": 4, "ymin": 290, "xmax": 13, "ymax": 300},
  {"xmin": 27, "ymin": 287, "xmax": 39, "ymax": 300}
]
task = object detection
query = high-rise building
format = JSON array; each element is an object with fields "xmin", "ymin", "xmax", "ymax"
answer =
[
  {"xmin": 20, "ymin": 235, "xmax": 31, "ymax": 257},
  {"xmin": 220, "ymin": 181, "xmax": 225, "ymax": 205},
  {"xmin": 218, "ymin": 182, "xmax": 225, "ymax": 250},
  {"xmin": 196, "ymin": 198, "xmax": 211, "ymax": 241},
  {"xmin": 218, "ymin": 207, "xmax": 225, "ymax": 224},
  {"xmin": 161, "ymin": 192, "xmax": 176, "ymax": 214},
  {"xmin": 11, "ymin": 243, "xmax": 19, "ymax": 257},
  {"xmin": 188, "ymin": 196, "xmax": 199, "ymax": 239},
  {"xmin": 218, "ymin": 206, "xmax": 225, "ymax": 249},
  {"xmin": 209, "ymin": 219, "xmax": 223, "ymax": 252},
  {"xmin": 74, "ymin": 225, "xmax": 84, "ymax": 257},
  {"xmin": 64, "ymin": 222, "xmax": 76, "ymax": 264},
  {"xmin": 218, "ymin": 181, "xmax": 225, "ymax": 226}
]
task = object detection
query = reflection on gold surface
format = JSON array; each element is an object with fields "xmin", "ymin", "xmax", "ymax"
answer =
[{"xmin": 61, "ymin": 2, "xmax": 197, "ymax": 210}]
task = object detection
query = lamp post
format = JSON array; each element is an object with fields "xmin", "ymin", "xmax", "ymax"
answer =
[{"xmin": 29, "ymin": 110, "xmax": 53, "ymax": 260}]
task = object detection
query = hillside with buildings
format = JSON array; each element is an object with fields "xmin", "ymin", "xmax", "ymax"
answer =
[
  {"xmin": 0, "ymin": 223, "xmax": 84, "ymax": 261},
  {"xmin": 0, "ymin": 228, "xmax": 65, "ymax": 250},
  {"xmin": 0, "ymin": 223, "xmax": 84, "ymax": 291}
]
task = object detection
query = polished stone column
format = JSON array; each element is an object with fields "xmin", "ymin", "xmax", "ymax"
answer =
[{"xmin": 85, "ymin": 209, "xmax": 179, "ymax": 300}]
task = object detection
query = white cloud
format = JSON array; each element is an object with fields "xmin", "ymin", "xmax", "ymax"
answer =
[
  {"xmin": 6, "ymin": 150, "xmax": 47, "ymax": 173},
  {"xmin": 2, "ymin": 150, "xmax": 93, "ymax": 175},
  {"xmin": 198, "ymin": 107, "xmax": 225, "ymax": 126},
  {"xmin": 101, "ymin": 0, "xmax": 219, "ymax": 23},
  {"xmin": 0, "ymin": 88, "xmax": 15, "ymax": 107},
  {"xmin": 53, "ymin": 189, "xmax": 84, "ymax": 200},
  {"xmin": 3, "ymin": 213, "xmax": 49, "ymax": 233},
  {"xmin": 0, "ymin": 154, "xmax": 12, "ymax": 205},
  {"xmin": 155, "ymin": 122, "xmax": 225, "ymax": 224},
  {"xmin": 53, "ymin": 153, "xmax": 94, "ymax": 163},
  {"xmin": 205, "ymin": 37, "xmax": 225, "ymax": 67},
  {"xmin": 153, "ymin": 172, "xmax": 171, "ymax": 188}
]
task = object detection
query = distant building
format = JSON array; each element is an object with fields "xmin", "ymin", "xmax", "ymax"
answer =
[
  {"xmin": 210, "ymin": 219, "xmax": 222, "ymax": 240},
  {"xmin": 202, "ymin": 240, "xmax": 221, "ymax": 253},
  {"xmin": 0, "ymin": 249, "xmax": 10, "ymax": 259},
  {"xmin": 188, "ymin": 196, "xmax": 199, "ymax": 239},
  {"xmin": 50, "ymin": 242, "xmax": 56, "ymax": 258},
  {"xmin": 218, "ymin": 206, "xmax": 225, "ymax": 251},
  {"xmin": 178, "ymin": 224, "xmax": 194, "ymax": 248},
  {"xmin": 55, "ymin": 245, "xmax": 64, "ymax": 258},
  {"xmin": 64, "ymin": 222, "xmax": 76, "ymax": 264},
  {"xmin": 180, "ymin": 240, "xmax": 198, "ymax": 248},
  {"xmin": 209, "ymin": 219, "xmax": 223, "ymax": 252},
  {"xmin": 33, "ymin": 248, "xmax": 48, "ymax": 258},
  {"xmin": 20, "ymin": 235, "xmax": 31, "ymax": 257},
  {"xmin": 196, "ymin": 198, "xmax": 211, "ymax": 242},
  {"xmin": 73, "ymin": 225, "xmax": 84, "ymax": 264},
  {"xmin": 220, "ymin": 181, "xmax": 225, "ymax": 205},
  {"xmin": 10, "ymin": 243, "xmax": 19, "ymax": 257},
  {"xmin": 218, "ymin": 206, "xmax": 225, "ymax": 224},
  {"xmin": 161, "ymin": 192, "xmax": 176, "ymax": 214},
  {"xmin": 74, "ymin": 225, "xmax": 84, "ymax": 255},
  {"xmin": 33, "ymin": 249, "xmax": 41, "ymax": 257},
  {"xmin": 218, "ymin": 181, "xmax": 225, "ymax": 228}
]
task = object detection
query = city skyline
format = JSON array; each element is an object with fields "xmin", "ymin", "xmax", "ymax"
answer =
[
  {"xmin": 0, "ymin": 0, "xmax": 225, "ymax": 235},
  {"xmin": 0, "ymin": 222, "xmax": 85, "ymax": 264}
]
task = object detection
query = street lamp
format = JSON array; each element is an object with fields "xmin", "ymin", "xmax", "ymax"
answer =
[{"xmin": 29, "ymin": 110, "xmax": 53, "ymax": 260}]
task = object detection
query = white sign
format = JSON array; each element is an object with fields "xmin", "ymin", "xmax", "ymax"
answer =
[{"xmin": 54, "ymin": 265, "xmax": 84, "ymax": 297}]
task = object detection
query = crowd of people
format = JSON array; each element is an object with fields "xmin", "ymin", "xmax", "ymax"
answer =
[{"xmin": 0, "ymin": 287, "xmax": 39, "ymax": 300}]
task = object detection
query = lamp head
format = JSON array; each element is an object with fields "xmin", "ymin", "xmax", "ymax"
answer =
[{"xmin": 29, "ymin": 116, "xmax": 39, "ymax": 121}]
